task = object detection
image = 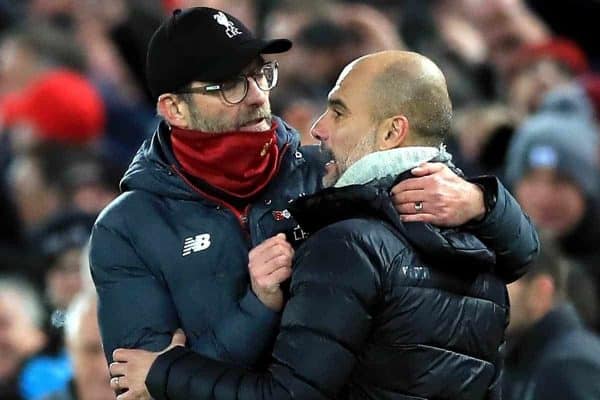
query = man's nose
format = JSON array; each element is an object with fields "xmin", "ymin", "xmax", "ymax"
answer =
[
  {"xmin": 310, "ymin": 113, "xmax": 328, "ymax": 141},
  {"xmin": 243, "ymin": 77, "xmax": 268, "ymax": 107}
]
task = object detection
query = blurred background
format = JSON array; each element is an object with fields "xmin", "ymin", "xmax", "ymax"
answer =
[{"xmin": 0, "ymin": 0, "xmax": 599, "ymax": 399}]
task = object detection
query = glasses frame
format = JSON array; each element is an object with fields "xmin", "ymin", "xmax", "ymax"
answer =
[{"xmin": 175, "ymin": 61, "xmax": 279, "ymax": 105}]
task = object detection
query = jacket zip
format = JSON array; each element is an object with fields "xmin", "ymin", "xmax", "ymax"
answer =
[{"xmin": 170, "ymin": 165, "xmax": 248, "ymax": 228}]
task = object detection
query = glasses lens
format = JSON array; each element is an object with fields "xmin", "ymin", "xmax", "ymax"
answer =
[
  {"xmin": 221, "ymin": 77, "xmax": 247, "ymax": 104},
  {"xmin": 261, "ymin": 62, "xmax": 279, "ymax": 90},
  {"xmin": 255, "ymin": 62, "xmax": 278, "ymax": 91},
  {"xmin": 218, "ymin": 62, "xmax": 278, "ymax": 104}
]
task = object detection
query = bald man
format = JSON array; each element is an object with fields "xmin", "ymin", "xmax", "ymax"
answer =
[
  {"xmin": 46, "ymin": 292, "xmax": 114, "ymax": 400},
  {"xmin": 111, "ymin": 51, "xmax": 528, "ymax": 400}
]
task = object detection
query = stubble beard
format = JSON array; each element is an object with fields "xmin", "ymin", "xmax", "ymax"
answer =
[
  {"xmin": 187, "ymin": 102, "xmax": 273, "ymax": 133},
  {"xmin": 322, "ymin": 130, "xmax": 378, "ymax": 188}
]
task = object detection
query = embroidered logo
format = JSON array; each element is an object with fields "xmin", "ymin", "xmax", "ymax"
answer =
[
  {"xmin": 272, "ymin": 209, "xmax": 292, "ymax": 221},
  {"xmin": 260, "ymin": 138, "xmax": 274, "ymax": 157},
  {"xmin": 213, "ymin": 12, "xmax": 242, "ymax": 38},
  {"xmin": 182, "ymin": 233, "xmax": 212, "ymax": 256},
  {"xmin": 293, "ymin": 225, "xmax": 309, "ymax": 241}
]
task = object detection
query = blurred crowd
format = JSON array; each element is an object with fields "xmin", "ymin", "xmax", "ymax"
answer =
[{"xmin": 0, "ymin": 0, "xmax": 599, "ymax": 399}]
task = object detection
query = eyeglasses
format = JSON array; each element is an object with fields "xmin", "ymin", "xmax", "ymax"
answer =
[{"xmin": 176, "ymin": 61, "xmax": 279, "ymax": 105}]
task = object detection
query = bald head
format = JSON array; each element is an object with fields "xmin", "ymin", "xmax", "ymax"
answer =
[
  {"xmin": 312, "ymin": 51, "xmax": 454, "ymax": 183},
  {"xmin": 352, "ymin": 51, "xmax": 453, "ymax": 146}
]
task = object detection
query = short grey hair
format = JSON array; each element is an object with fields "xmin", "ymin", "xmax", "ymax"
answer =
[
  {"xmin": 0, "ymin": 276, "xmax": 45, "ymax": 328},
  {"xmin": 369, "ymin": 61, "xmax": 453, "ymax": 146}
]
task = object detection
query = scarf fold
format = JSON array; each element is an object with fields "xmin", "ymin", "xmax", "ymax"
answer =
[
  {"xmin": 170, "ymin": 122, "xmax": 279, "ymax": 199},
  {"xmin": 334, "ymin": 144, "xmax": 453, "ymax": 187}
]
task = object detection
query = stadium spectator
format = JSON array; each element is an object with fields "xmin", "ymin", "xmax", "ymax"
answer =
[
  {"xmin": 6, "ymin": 144, "xmax": 113, "ymax": 235},
  {"xmin": 0, "ymin": 276, "xmax": 47, "ymax": 400},
  {"xmin": 0, "ymin": 24, "xmax": 86, "ymax": 96},
  {"xmin": 458, "ymin": 0, "xmax": 550, "ymax": 74},
  {"xmin": 44, "ymin": 291, "xmax": 114, "ymax": 400},
  {"xmin": 0, "ymin": 69, "xmax": 105, "ymax": 147},
  {"xmin": 505, "ymin": 86, "xmax": 600, "ymax": 301},
  {"xmin": 504, "ymin": 239, "xmax": 600, "ymax": 399},
  {"xmin": 506, "ymin": 38, "xmax": 591, "ymax": 120},
  {"xmin": 32, "ymin": 211, "xmax": 96, "ymax": 328},
  {"xmin": 451, "ymin": 103, "xmax": 517, "ymax": 176}
]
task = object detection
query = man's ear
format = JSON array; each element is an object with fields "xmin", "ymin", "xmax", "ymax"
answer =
[
  {"xmin": 377, "ymin": 115, "xmax": 409, "ymax": 150},
  {"xmin": 157, "ymin": 94, "xmax": 189, "ymax": 128}
]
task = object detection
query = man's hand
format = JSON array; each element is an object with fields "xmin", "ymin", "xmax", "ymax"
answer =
[
  {"xmin": 391, "ymin": 163, "xmax": 486, "ymax": 227},
  {"xmin": 109, "ymin": 330, "xmax": 186, "ymax": 400},
  {"xmin": 248, "ymin": 233, "xmax": 294, "ymax": 311}
]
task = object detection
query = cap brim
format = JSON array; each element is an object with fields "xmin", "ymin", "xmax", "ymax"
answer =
[
  {"xmin": 202, "ymin": 38, "xmax": 292, "ymax": 82},
  {"xmin": 259, "ymin": 38, "xmax": 292, "ymax": 54}
]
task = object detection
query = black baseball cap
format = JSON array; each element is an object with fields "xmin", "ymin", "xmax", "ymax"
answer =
[{"xmin": 146, "ymin": 7, "xmax": 292, "ymax": 99}]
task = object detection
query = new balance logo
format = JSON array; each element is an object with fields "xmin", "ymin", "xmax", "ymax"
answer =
[{"xmin": 182, "ymin": 234, "xmax": 211, "ymax": 256}]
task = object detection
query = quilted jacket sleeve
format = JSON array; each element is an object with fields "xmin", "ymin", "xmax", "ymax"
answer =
[
  {"xmin": 146, "ymin": 226, "xmax": 382, "ymax": 400},
  {"xmin": 90, "ymin": 222, "xmax": 180, "ymax": 363},
  {"xmin": 467, "ymin": 176, "xmax": 540, "ymax": 283}
]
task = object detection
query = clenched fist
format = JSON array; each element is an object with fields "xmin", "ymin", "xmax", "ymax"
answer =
[{"xmin": 248, "ymin": 233, "xmax": 294, "ymax": 311}]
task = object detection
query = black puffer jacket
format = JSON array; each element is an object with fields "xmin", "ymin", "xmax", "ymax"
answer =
[{"xmin": 147, "ymin": 177, "xmax": 509, "ymax": 400}]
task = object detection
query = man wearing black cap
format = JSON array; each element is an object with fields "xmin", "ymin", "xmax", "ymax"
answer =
[
  {"xmin": 89, "ymin": 6, "xmax": 538, "ymax": 389},
  {"xmin": 145, "ymin": 8, "xmax": 292, "ymax": 101}
]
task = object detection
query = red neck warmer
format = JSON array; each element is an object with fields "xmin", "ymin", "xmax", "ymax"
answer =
[{"xmin": 170, "ymin": 122, "xmax": 279, "ymax": 199}]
